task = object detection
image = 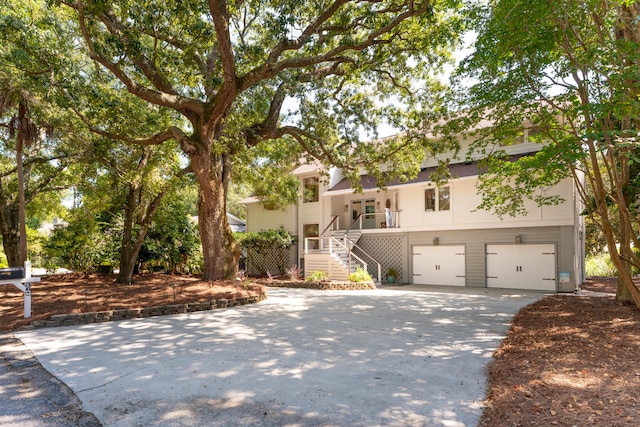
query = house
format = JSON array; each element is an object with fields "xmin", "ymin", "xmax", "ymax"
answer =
[
  {"xmin": 191, "ymin": 213, "xmax": 246, "ymax": 233},
  {"xmin": 243, "ymin": 125, "xmax": 585, "ymax": 292}
]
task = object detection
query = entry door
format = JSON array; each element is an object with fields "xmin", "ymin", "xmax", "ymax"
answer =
[
  {"xmin": 486, "ymin": 244, "xmax": 556, "ymax": 290},
  {"xmin": 352, "ymin": 199, "xmax": 376, "ymax": 229},
  {"xmin": 412, "ymin": 245, "xmax": 466, "ymax": 286}
]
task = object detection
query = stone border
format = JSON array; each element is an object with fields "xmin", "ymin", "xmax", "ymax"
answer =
[
  {"xmin": 256, "ymin": 280, "xmax": 376, "ymax": 291},
  {"xmin": 26, "ymin": 293, "xmax": 268, "ymax": 330}
]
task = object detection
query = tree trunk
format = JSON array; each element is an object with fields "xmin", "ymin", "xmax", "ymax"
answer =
[
  {"xmin": 117, "ymin": 183, "xmax": 138, "ymax": 283},
  {"xmin": 117, "ymin": 229, "xmax": 148, "ymax": 284},
  {"xmin": 116, "ymin": 178, "xmax": 167, "ymax": 284},
  {"xmin": 191, "ymin": 148, "xmax": 240, "ymax": 281},
  {"xmin": 617, "ymin": 277, "xmax": 633, "ymax": 301},
  {"xmin": 0, "ymin": 169, "xmax": 23, "ymax": 267},
  {"xmin": 617, "ymin": 211, "xmax": 635, "ymax": 303},
  {"xmin": 16, "ymin": 102, "xmax": 27, "ymax": 267},
  {"xmin": 603, "ymin": 230, "xmax": 640, "ymax": 308},
  {"xmin": 2, "ymin": 221, "xmax": 24, "ymax": 267}
]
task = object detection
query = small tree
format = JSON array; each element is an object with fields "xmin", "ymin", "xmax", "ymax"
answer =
[{"xmin": 139, "ymin": 201, "xmax": 201, "ymax": 275}]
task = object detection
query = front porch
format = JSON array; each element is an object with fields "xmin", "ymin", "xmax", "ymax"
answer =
[{"xmin": 325, "ymin": 189, "xmax": 403, "ymax": 232}]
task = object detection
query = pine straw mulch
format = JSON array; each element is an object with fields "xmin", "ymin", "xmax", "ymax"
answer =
[
  {"xmin": 0, "ymin": 273, "xmax": 265, "ymax": 332},
  {"xmin": 480, "ymin": 277, "xmax": 640, "ymax": 426}
]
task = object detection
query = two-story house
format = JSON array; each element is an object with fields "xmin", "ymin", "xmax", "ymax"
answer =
[{"xmin": 243, "ymin": 125, "xmax": 585, "ymax": 292}]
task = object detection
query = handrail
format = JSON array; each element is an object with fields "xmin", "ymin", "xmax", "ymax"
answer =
[
  {"xmin": 304, "ymin": 236, "xmax": 370, "ymax": 276},
  {"xmin": 344, "ymin": 210, "xmax": 401, "ymax": 232},
  {"xmin": 344, "ymin": 237, "xmax": 382, "ymax": 283},
  {"xmin": 345, "ymin": 213, "xmax": 365, "ymax": 234},
  {"xmin": 319, "ymin": 215, "xmax": 340, "ymax": 237}
]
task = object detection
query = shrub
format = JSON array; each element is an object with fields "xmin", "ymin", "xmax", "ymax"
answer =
[
  {"xmin": 349, "ymin": 268, "xmax": 372, "ymax": 283},
  {"xmin": 306, "ymin": 270, "xmax": 328, "ymax": 282},
  {"xmin": 237, "ymin": 228, "xmax": 296, "ymax": 250},
  {"xmin": 44, "ymin": 218, "xmax": 118, "ymax": 273},
  {"xmin": 237, "ymin": 228, "xmax": 296, "ymax": 276},
  {"xmin": 286, "ymin": 265, "xmax": 302, "ymax": 280},
  {"xmin": 386, "ymin": 267, "xmax": 399, "ymax": 279},
  {"xmin": 585, "ymin": 252, "xmax": 616, "ymax": 277}
]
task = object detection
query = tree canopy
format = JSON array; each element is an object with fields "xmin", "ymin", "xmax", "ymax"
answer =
[
  {"xmin": 453, "ymin": 0, "xmax": 640, "ymax": 305},
  {"xmin": 54, "ymin": 0, "xmax": 464, "ymax": 279}
]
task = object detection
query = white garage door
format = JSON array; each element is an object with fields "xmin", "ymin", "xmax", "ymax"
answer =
[
  {"xmin": 486, "ymin": 244, "xmax": 556, "ymax": 291},
  {"xmin": 412, "ymin": 245, "xmax": 466, "ymax": 286}
]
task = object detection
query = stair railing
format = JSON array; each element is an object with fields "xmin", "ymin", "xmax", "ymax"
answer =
[
  {"xmin": 304, "ymin": 236, "xmax": 369, "ymax": 276},
  {"xmin": 319, "ymin": 215, "xmax": 340, "ymax": 237},
  {"xmin": 343, "ymin": 236, "xmax": 382, "ymax": 283}
]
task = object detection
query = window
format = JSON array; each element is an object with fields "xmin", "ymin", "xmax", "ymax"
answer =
[
  {"xmin": 303, "ymin": 177, "xmax": 319, "ymax": 203},
  {"xmin": 499, "ymin": 125, "xmax": 544, "ymax": 146},
  {"xmin": 526, "ymin": 126, "xmax": 544, "ymax": 144},
  {"xmin": 425, "ymin": 186, "xmax": 450, "ymax": 212},
  {"xmin": 304, "ymin": 224, "xmax": 319, "ymax": 249},
  {"xmin": 439, "ymin": 186, "xmax": 450, "ymax": 211},
  {"xmin": 425, "ymin": 188, "xmax": 436, "ymax": 211}
]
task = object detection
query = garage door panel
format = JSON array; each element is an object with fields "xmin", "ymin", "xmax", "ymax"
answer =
[
  {"xmin": 413, "ymin": 246, "xmax": 466, "ymax": 286},
  {"xmin": 486, "ymin": 244, "xmax": 556, "ymax": 291}
]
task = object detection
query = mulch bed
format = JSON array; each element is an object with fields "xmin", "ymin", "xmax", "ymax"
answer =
[
  {"xmin": 0, "ymin": 273, "xmax": 265, "ymax": 332},
  {"xmin": 480, "ymin": 277, "xmax": 640, "ymax": 426}
]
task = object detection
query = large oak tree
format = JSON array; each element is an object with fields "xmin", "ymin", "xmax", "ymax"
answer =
[{"xmin": 60, "ymin": 0, "xmax": 463, "ymax": 280}]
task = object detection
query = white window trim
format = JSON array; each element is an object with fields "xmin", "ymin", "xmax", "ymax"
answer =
[{"xmin": 424, "ymin": 185, "xmax": 451, "ymax": 212}]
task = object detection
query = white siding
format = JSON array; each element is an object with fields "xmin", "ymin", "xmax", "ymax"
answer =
[
  {"xmin": 399, "ymin": 177, "xmax": 575, "ymax": 231},
  {"xmin": 245, "ymin": 203, "xmax": 296, "ymax": 234}
]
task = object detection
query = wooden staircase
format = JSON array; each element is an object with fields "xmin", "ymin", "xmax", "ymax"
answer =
[{"xmin": 304, "ymin": 228, "xmax": 380, "ymax": 283}]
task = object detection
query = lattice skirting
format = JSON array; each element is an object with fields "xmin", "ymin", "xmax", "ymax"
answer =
[
  {"xmin": 246, "ymin": 246, "xmax": 296, "ymax": 277},
  {"xmin": 355, "ymin": 235, "xmax": 406, "ymax": 282}
]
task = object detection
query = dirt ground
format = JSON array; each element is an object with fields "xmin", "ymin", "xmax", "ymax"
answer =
[
  {"xmin": 0, "ymin": 273, "xmax": 265, "ymax": 332},
  {"xmin": 2, "ymin": 274, "xmax": 639, "ymax": 426},
  {"xmin": 480, "ymin": 277, "xmax": 640, "ymax": 426}
]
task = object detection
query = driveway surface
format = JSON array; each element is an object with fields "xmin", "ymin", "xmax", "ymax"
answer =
[{"xmin": 13, "ymin": 286, "xmax": 542, "ymax": 427}]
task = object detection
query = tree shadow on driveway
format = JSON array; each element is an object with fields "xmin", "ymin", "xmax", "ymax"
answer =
[{"xmin": 15, "ymin": 287, "xmax": 542, "ymax": 427}]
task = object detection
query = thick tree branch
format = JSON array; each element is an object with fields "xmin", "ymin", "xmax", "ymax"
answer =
[
  {"xmin": 0, "ymin": 153, "xmax": 73, "ymax": 179},
  {"xmin": 99, "ymin": 11, "xmax": 179, "ymax": 96},
  {"xmin": 243, "ymin": 84, "xmax": 288, "ymax": 148},
  {"xmin": 239, "ymin": 1, "xmax": 432, "ymax": 92},
  {"xmin": 207, "ymin": 0, "xmax": 238, "ymax": 125},
  {"xmin": 69, "ymin": 0, "xmax": 204, "ymax": 115}
]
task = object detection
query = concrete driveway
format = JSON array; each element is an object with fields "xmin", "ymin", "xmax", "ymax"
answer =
[{"xmin": 14, "ymin": 286, "xmax": 542, "ymax": 427}]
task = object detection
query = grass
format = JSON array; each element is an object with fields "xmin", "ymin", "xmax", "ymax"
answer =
[{"xmin": 585, "ymin": 252, "xmax": 617, "ymax": 277}]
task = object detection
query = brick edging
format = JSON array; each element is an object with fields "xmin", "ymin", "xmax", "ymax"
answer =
[{"xmin": 27, "ymin": 293, "xmax": 268, "ymax": 330}]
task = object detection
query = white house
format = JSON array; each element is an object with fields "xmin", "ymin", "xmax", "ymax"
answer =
[{"xmin": 243, "ymin": 126, "xmax": 585, "ymax": 292}]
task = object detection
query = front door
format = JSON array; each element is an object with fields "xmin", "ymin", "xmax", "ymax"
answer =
[{"xmin": 352, "ymin": 199, "xmax": 376, "ymax": 229}]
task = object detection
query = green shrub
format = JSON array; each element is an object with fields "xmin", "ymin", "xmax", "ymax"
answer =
[
  {"xmin": 306, "ymin": 270, "xmax": 328, "ymax": 282},
  {"xmin": 237, "ymin": 228, "xmax": 296, "ymax": 276},
  {"xmin": 585, "ymin": 252, "xmax": 616, "ymax": 277},
  {"xmin": 349, "ymin": 268, "xmax": 372, "ymax": 283},
  {"xmin": 237, "ymin": 228, "xmax": 296, "ymax": 250},
  {"xmin": 386, "ymin": 267, "xmax": 399, "ymax": 279}
]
